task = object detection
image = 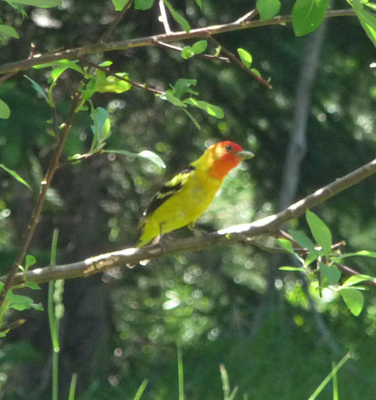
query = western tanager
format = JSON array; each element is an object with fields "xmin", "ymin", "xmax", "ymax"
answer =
[{"xmin": 137, "ymin": 141, "xmax": 254, "ymax": 247}]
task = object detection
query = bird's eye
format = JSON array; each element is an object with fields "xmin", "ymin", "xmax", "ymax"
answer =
[{"xmin": 225, "ymin": 144, "xmax": 232, "ymax": 151}]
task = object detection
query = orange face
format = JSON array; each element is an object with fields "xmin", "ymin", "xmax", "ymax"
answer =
[{"xmin": 209, "ymin": 141, "xmax": 254, "ymax": 180}]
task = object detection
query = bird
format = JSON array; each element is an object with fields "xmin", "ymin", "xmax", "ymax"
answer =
[{"xmin": 137, "ymin": 141, "xmax": 254, "ymax": 247}]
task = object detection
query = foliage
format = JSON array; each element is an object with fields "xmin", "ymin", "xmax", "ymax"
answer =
[{"xmin": 0, "ymin": 0, "xmax": 376, "ymax": 399}]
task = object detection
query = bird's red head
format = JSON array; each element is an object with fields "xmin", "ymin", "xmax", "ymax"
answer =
[{"xmin": 206, "ymin": 141, "xmax": 254, "ymax": 180}]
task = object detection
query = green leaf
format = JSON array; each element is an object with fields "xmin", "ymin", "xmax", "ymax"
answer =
[
  {"xmin": 91, "ymin": 107, "xmax": 111, "ymax": 146},
  {"xmin": 33, "ymin": 60, "xmax": 84, "ymax": 74},
  {"xmin": 25, "ymin": 255, "xmax": 36, "ymax": 269},
  {"xmin": 111, "ymin": 0, "xmax": 130, "ymax": 11},
  {"xmin": 363, "ymin": 1, "xmax": 376, "ymax": 11},
  {"xmin": 24, "ymin": 282, "xmax": 40, "ymax": 290},
  {"xmin": 134, "ymin": 0, "xmax": 154, "ymax": 10},
  {"xmin": 306, "ymin": 210, "xmax": 332, "ymax": 258},
  {"xmin": 0, "ymin": 25, "xmax": 19, "ymax": 39},
  {"xmin": 95, "ymin": 71, "xmax": 132, "ymax": 93},
  {"xmin": 9, "ymin": 0, "xmax": 61, "ymax": 6},
  {"xmin": 292, "ymin": 0, "xmax": 329, "ymax": 36},
  {"xmin": 289, "ymin": 229, "xmax": 317, "ymax": 253},
  {"xmin": 276, "ymin": 238, "xmax": 294, "ymax": 253},
  {"xmin": 0, "ymin": 164, "xmax": 31, "ymax": 190},
  {"xmin": 256, "ymin": 0, "xmax": 281, "ymax": 20},
  {"xmin": 340, "ymin": 288, "xmax": 364, "ymax": 316},
  {"xmin": 181, "ymin": 46, "xmax": 194, "ymax": 59},
  {"xmin": 173, "ymin": 79, "xmax": 197, "ymax": 98},
  {"xmin": 195, "ymin": 0, "xmax": 202, "ymax": 8},
  {"xmin": 352, "ymin": 0, "xmax": 376, "ymax": 47},
  {"xmin": 182, "ymin": 108, "xmax": 201, "ymax": 130},
  {"xmin": 24, "ymin": 75, "xmax": 48, "ymax": 103},
  {"xmin": 251, "ymin": 68, "xmax": 261, "ymax": 78},
  {"xmin": 342, "ymin": 274, "xmax": 376, "ymax": 287},
  {"xmin": 104, "ymin": 149, "xmax": 166, "ymax": 169},
  {"xmin": 319, "ymin": 261, "xmax": 341, "ymax": 285},
  {"xmin": 279, "ymin": 266, "xmax": 306, "ymax": 272},
  {"xmin": 0, "ymin": 99, "xmax": 10, "ymax": 119},
  {"xmin": 7, "ymin": 293, "xmax": 43, "ymax": 311},
  {"xmin": 183, "ymin": 98, "xmax": 224, "ymax": 118},
  {"xmin": 332, "ymin": 250, "xmax": 376, "ymax": 262},
  {"xmin": 192, "ymin": 40, "xmax": 207, "ymax": 54},
  {"xmin": 163, "ymin": 0, "xmax": 191, "ymax": 33},
  {"xmin": 237, "ymin": 48, "xmax": 253, "ymax": 68},
  {"xmin": 163, "ymin": 91, "xmax": 187, "ymax": 107}
]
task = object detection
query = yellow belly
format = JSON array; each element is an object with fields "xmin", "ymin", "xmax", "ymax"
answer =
[{"xmin": 137, "ymin": 177, "xmax": 220, "ymax": 247}]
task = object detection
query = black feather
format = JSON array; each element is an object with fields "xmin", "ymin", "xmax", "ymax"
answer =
[{"xmin": 142, "ymin": 166, "xmax": 196, "ymax": 219}]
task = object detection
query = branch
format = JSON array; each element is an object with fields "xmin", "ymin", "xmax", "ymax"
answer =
[
  {"xmin": 8, "ymin": 155, "xmax": 376, "ymax": 286},
  {"xmin": 0, "ymin": 9, "xmax": 356, "ymax": 75},
  {"xmin": 0, "ymin": 91, "xmax": 82, "ymax": 305}
]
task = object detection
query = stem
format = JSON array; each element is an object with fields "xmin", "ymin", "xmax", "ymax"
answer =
[
  {"xmin": 0, "ymin": 9, "xmax": 356, "ymax": 75},
  {"xmin": 0, "ymin": 92, "xmax": 81, "ymax": 306}
]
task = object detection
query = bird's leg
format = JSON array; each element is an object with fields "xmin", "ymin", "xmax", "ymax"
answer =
[
  {"xmin": 157, "ymin": 222, "xmax": 168, "ymax": 250},
  {"xmin": 188, "ymin": 222, "xmax": 210, "ymax": 239}
]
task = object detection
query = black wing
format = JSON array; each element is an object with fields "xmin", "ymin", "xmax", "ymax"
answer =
[{"xmin": 141, "ymin": 165, "xmax": 196, "ymax": 220}]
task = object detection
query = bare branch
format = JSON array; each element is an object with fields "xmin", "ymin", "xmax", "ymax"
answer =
[
  {"xmin": 0, "ymin": 9, "xmax": 356, "ymax": 75},
  {"xmin": 0, "ymin": 91, "xmax": 82, "ymax": 305},
  {"xmin": 97, "ymin": 0, "xmax": 134, "ymax": 43},
  {"xmin": 8, "ymin": 155, "xmax": 376, "ymax": 286},
  {"xmin": 159, "ymin": 0, "xmax": 171, "ymax": 34}
]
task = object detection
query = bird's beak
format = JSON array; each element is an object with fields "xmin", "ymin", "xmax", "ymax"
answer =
[{"xmin": 237, "ymin": 150, "xmax": 254, "ymax": 160}]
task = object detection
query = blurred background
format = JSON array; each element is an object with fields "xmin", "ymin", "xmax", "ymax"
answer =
[{"xmin": 1, "ymin": 0, "xmax": 376, "ymax": 398}]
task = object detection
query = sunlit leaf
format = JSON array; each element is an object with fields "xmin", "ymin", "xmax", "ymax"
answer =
[
  {"xmin": 256, "ymin": 0, "xmax": 281, "ymax": 21},
  {"xmin": 25, "ymin": 255, "xmax": 36, "ymax": 269},
  {"xmin": 340, "ymin": 288, "xmax": 364, "ymax": 316},
  {"xmin": 95, "ymin": 71, "xmax": 132, "ymax": 93},
  {"xmin": 279, "ymin": 266, "xmax": 306, "ymax": 272},
  {"xmin": 352, "ymin": 0, "xmax": 376, "ymax": 47},
  {"xmin": 192, "ymin": 40, "xmax": 207, "ymax": 54},
  {"xmin": 332, "ymin": 250, "xmax": 376, "ymax": 262},
  {"xmin": 292, "ymin": 0, "xmax": 329, "ymax": 36},
  {"xmin": 0, "ymin": 99, "xmax": 10, "ymax": 119},
  {"xmin": 0, "ymin": 164, "xmax": 31, "ymax": 190},
  {"xmin": 111, "ymin": 0, "xmax": 130, "ymax": 11},
  {"xmin": 341, "ymin": 274, "xmax": 376, "ymax": 287},
  {"xmin": 237, "ymin": 48, "xmax": 253, "ymax": 68},
  {"xmin": 183, "ymin": 98, "xmax": 224, "ymax": 118},
  {"xmin": 306, "ymin": 210, "xmax": 332, "ymax": 258},
  {"xmin": 181, "ymin": 46, "xmax": 194, "ymax": 59},
  {"xmin": 276, "ymin": 238, "xmax": 294, "ymax": 253}
]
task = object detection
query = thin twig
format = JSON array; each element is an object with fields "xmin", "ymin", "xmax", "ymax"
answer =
[
  {"xmin": 206, "ymin": 34, "xmax": 272, "ymax": 88},
  {"xmin": 155, "ymin": 40, "xmax": 230, "ymax": 62},
  {"xmin": 0, "ymin": 9, "xmax": 356, "ymax": 75},
  {"xmin": 159, "ymin": 0, "xmax": 171, "ymax": 34},
  {"xmin": 78, "ymin": 57, "xmax": 165, "ymax": 95},
  {"xmin": 98, "ymin": 0, "xmax": 134, "ymax": 43},
  {"xmin": 235, "ymin": 9, "xmax": 259, "ymax": 24},
  {"xmin": 0, "ymin": 91, "xmax": 82, "ymax": 306},
  {"xmin": 6, "ymin": 155, "xmax": 376, "ymax": 286}
]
